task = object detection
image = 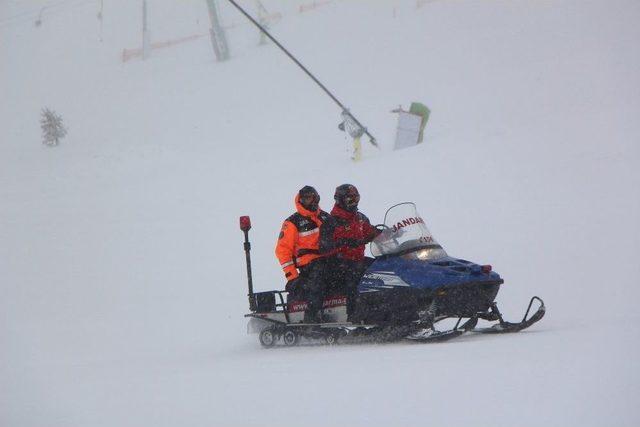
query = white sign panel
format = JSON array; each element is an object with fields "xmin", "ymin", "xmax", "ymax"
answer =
[{"xmin": 394, "ymin": 111, "xmax": 422, "ymax": 150}]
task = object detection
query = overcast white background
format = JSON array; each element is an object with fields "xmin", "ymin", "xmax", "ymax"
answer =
[{"xmin": 1, "ymin": 1, "xmax": 639, "ymax": 426}]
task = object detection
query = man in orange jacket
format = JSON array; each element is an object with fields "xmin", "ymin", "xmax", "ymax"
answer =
[{"xmin": 275, "ymin": 186, "xmax": 333, "ymax": 323}]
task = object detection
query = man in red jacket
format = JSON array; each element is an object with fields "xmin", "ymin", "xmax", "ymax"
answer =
[{"xmin": 325, "ymin": 184, "xmax": 381, "ymax": 320}]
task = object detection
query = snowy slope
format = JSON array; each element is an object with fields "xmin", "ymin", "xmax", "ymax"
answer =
[{"xmin": 1, "ymin": 1, "xmax": 639, "ymax": 426}]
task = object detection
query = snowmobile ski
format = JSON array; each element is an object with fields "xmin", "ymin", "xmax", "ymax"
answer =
[
  {"xmin": 406, "ymin": 317, "xmax": 478, "ymax": 343},
  {"xmin": 472, "ymin": 296, "xmax": 545, "ymax": 334}
]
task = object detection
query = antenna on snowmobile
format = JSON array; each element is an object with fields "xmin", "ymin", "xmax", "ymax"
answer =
[
  {"xmin": 224, "ymin": 0, "xmax": 378, "ymax": 148},
  {"xmin": 239, "ymin": 215, "xmax": 256, "ymax": 311}
]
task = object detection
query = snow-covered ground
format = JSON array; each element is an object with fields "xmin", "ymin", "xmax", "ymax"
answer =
[{"xmin": 1, "ymin": 0, "xmax": 639, "ymax": 426}]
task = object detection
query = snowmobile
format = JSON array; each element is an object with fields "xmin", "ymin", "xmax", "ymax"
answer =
[{"xmin": 241, "ymin": 202, "xmax": 545, "ymax": 347}]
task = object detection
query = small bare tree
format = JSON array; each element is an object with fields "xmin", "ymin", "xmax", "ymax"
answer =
[{"xmin": 40, "ymin": 108, "xmax": 67, "ymax": 146}]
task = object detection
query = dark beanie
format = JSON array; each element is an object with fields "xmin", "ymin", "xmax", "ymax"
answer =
[{"xmin": 298, "ymin": 186, "xmax": 318, "ymax": 197}]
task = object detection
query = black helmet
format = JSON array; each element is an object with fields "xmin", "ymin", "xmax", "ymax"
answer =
[
  {"xmin": 298, "ymin": 185, "xmax": 320, "ymax": 211},
  {"xmin": 334, "ymin": 184, "xmax": 360, "ymax": 212}
]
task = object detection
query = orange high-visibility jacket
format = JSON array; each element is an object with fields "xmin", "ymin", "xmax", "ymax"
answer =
[{"xmin": 275, "ymin": 194, "xmax": 332, "ymax": 280}]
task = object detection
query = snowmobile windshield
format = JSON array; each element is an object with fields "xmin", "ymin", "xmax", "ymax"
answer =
[{"xmin": 370, "ymin": 202, "xmax": 448, "ymax": 261}]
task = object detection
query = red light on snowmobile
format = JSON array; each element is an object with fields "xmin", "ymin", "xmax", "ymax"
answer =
[
  {"xmin": 239, "ymin": 216, "xmax": 252, "ymax": 231},
  {"xmin": 481, "ymin": 265, "xmax": 492, "ymax": 273}
]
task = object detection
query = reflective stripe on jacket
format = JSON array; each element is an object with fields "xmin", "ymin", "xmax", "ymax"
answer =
[{"xmin": 275, "ymin": 194, "xmax": 332, "ymax": 280}]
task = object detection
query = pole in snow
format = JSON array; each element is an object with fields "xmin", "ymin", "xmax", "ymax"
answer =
[
  {"xmin": 142, "ymin": 0, "xmax": 150, "ymax": 59},
  {"xmin": 239, "ymin": 216, "xmax": 256, "ymax": 312},
  {"xmin": 255, "ymin": 0, "xmax": 269, "ymax": 46},
  {"xmin": 223, "ymin": 0, "xmax": 378, "ymax": 148},
  {"xmin": 206, "ymin": 0, "xmax": 230, "ymax": 61},
  {"xmin": 98, "ymin": 0, "xmax": 104, "ymax": 42}
]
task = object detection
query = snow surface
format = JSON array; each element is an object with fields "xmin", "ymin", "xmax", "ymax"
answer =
[{"xmin": 1, "ymin": 0, "xmax": 639, "ymax": 426}]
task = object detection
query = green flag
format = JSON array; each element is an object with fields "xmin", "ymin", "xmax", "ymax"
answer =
[{"xmin": 409, "ymin": 102, "xmax": 431, "ymax": 144}]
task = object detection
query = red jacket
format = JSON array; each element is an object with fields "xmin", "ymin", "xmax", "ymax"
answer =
[{"xmin": 330, "ymin": 204, "xmax": 379, "ymax": 261}]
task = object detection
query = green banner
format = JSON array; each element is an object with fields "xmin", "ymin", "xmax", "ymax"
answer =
[{"xmin": 409, "ymin": 102, "xmax": 430, "ymax": 144}]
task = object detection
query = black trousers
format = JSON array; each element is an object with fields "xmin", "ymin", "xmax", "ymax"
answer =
[
  {"xmin": 290, "ymin": 257, "xmax": 373, "ymax": 320},
  {"xmin": 325, "ymin": 257, "xmax": 373, "ymax": 317},
  {"xmin": 295, "ymin": 258, "xmax": 330, "ymax": 318}
]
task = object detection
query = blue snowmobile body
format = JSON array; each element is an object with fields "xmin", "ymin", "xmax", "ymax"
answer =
[
  {"xmin": 360, "ymin": 255, "xmax": 502, "ymax": 293},
  {"xmin": 351, "ymin": 203, "xmax": 504, "ymax": 324}
]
